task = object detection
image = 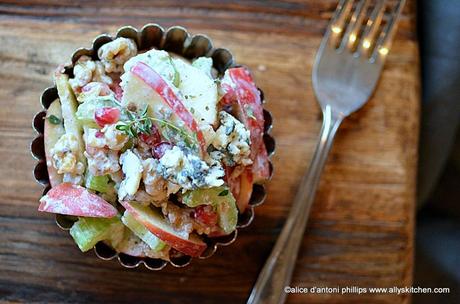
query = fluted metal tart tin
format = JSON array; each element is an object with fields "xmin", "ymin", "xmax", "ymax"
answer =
[{"xmin": 31, "ymin": 24, "xmax": 275, "ymax": 270}]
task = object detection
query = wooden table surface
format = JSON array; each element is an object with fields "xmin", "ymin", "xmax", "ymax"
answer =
[{"xmin": 0, "ymin": 1, "xmax": 419, "ymax": 303}]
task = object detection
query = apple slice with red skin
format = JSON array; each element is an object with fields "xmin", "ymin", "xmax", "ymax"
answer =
[
  {"xmin": 120, "ymin": 201, "xmax": 207, "ymax": 257},
  {"xmin": 252, "ymin": 144, "xmax": 270, "ymax": 182},
  {"xmin": 225, "ymin": 67, "xmax": 270, "ymax": 182},
  {"xmin": 44, "ymin": 99, "xmax": 65, "ymax": 187},
  {"xmin": 130, "ymin": 62, "xmax": 207, "ymax": 156},
  {"xmin": 39, "ymin": 183, "xmax": 118, "ymax": 218},
  {"xmin": 236, "ymin": 168, "xmax": 254, "ymax": 212},
  {"xmin": 221, "ymin": 68, "xmax": 270, "ymax": 211},
  {"xmin": 224, "ymin": 166, "xmax": 254, "ymax": 212}
]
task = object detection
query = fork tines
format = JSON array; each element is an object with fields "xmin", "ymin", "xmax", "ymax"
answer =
[{"xmin": 327, "ymin": 0, "xmax": 406, "ymax": 61}]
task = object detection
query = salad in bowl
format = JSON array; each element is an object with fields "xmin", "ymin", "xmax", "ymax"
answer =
[{"xmin": 34, "ymin": 26, "xmax": 272, "ymax": 267}]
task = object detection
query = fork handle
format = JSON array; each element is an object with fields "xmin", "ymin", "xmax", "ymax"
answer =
[{"xmin": 247, "ymin": 105, "xmax": 343, "ymax": 304}]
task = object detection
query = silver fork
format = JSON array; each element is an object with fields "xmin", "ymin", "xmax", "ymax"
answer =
[{"xmin": 247, "ymin": 0, "xmax": 406, "ymax": 303}]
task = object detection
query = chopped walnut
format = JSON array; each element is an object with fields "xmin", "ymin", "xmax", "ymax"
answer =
[
  {"xmin": 69, "ymin": 55, "xmax": 112, "ymax": 92},
  {"xmin": 98, "ymin": 38, "xmax": 138, "ymax": 73},
  {"xmin": 51, "ymin": 134, "xmax": 85, "ymax": 177},
  {"xmin": 161, "ymin": 202, "xmax": 194, "ymax": 237},
  {"xmin": 84, "ymin": 147, "xmax": 120, "ymax": 176},
  {"xmin": 142, "ymin": 158, "xmax": 177, "ymax": 202}
]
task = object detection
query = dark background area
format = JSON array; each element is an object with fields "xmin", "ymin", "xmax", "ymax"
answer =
[{"xmin": 415, "ymin": 0, "xmax": 460, "ymax": 303}]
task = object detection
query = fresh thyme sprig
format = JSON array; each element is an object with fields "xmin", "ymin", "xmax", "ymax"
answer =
[
  {"xmin": 115, "ymin": 107, "xmax": 147, "ymax": 138},
  {"xmin": 115, "ymin": 106, "xmax": 198, "ymax": 148}
]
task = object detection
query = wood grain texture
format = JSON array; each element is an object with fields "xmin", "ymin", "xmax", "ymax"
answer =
[{"xmin": 0, "ymin": 0, "xmax": 419, "ymax": 303}]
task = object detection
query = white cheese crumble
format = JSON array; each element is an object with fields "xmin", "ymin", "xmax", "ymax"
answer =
[
  {"xmin": 98, "ymin": 38, "xmax": 138, "ymax": 73},
  {"xmin": 118, "ymin": 150, "xmax": 143, "ymax": 201},
  {"xmin": 211, "ymin": 111, "xmax": 252, "ymax": 166},
  {"xmin": 156, "ymin": 146, "xmax": 224, "ymax": 191}
]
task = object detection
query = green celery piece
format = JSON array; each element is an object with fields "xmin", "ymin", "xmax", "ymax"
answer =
[
  {"xmin": 76, "ymin": 95, "xmax": 118, "ymax": 127},
  {"xmin": 182, "ymin": 186, "xmax": 238, "ymax": 234},
  {"xmin": 215, "ymin": 198, "xmax": 238, "ymax": 234},
  {"xmin": 55, "ymin": 72, "xmax": 86, "ymax": 169},
  {"xmin": 182, "ymin": 186, "xmax": 230, "ymax": 207},
  {"xmin": 69, "ymin": 216, "xmax": 122, "ymax": 252},
  {"xmin": 44, "ymin": 99, "xmax": 65, "ymax": 186},
  {"xmin": 121, "ymin": 211, "xmax": 166, "ymax": 251},
  {"xmin": 85, "ymin": 174, "xmax": 110, "ymax": 193},
  {"xmin": 101, "ymin": 182, "xmax": 118, "ymax": 204}
]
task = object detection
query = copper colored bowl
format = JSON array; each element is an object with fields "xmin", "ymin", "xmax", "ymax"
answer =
[{"xmin": 31, "ymin": 24, "xmax": 275, "ymax": 270}]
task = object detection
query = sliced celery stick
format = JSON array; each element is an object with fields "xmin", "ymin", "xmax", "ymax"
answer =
[
  {"xmin": 121, "ymin": 211, "xmax": 165, "ymax": 252},
  {"xmin": 70, "ymin": 216, "xmax": 122, "ymax": 252},
  {"xmin": 55, "ymin": 73, "xmax": 85, "ymax": 167},
  {"xmin": 44, "ymin": 99, "xmax": 65, "ymax": 187},
  {"xmin": 85, "ymin": 174, "xmax": 110, "ymax": 193}
]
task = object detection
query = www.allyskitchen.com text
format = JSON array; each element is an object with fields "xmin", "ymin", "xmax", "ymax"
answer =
[{"xmin": 284, "ymin": 286, "xmax": 450, "ymax": 295}]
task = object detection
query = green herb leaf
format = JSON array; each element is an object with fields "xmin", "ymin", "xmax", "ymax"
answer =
[
  {"xmin": 116, "ymin": 124, "xmax": 126, "ymax": 131},
  {"xmin": 115, "ymin": 106, "xmax": 199, "ymax": 149},
  {"xmin": 145, "ymin": 118, "xmax": 152, "ymax": 131},
  {"xmin": 127, "ymin": 110, "xmax": 136, "ymax": 121},
  {"xmin": 141, "ymin": 105, "xmax": 149, "ymax": 116},
  {"xmin": 48, "ymin": 115, "xmax": 61, "ymax": 125},
  {"xmin": 218, "ymin": 189, "xmax": 229, "ymax": 197}
]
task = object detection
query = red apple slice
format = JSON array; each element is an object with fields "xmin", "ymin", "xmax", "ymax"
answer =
[
  {"xmin": 226, "ymin": 67, "xmax": 270, "ymax": 182},
  {"xmin": 252, "ymin": 144, "xmax": 270, "ymax": 182},
  {"xmin": 39, "ymin": 183, "xmax": 118, "ymax": 218},
  {"xmin": 236, "ymin": 168, "xmax": 254, "ymax": 212},
  {"xmin": 224, "ymin": 166, "xmax": 253, "ymax": 212},
  {"xmin": 120, "ymin": 201, "xmax": 206, "ymax": 257},
  {"xmin": 221, "ymin": 68, "xmax": 270, "ymax": 210},
  {"xmin": 44, "ymin": 99, "xmax": 65, "ymax": 187},
  {"xmin": 130, "ymin": 62, "xmax": 207, "ymax": 155}
]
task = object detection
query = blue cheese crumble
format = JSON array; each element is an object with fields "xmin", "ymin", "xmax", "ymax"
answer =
[
  {"xmin": 156, "ymin": 146, "xmax": 224, "ymax": 190},
  {"xmin": 211, "ymin": 111, "xmax": 252, "ymax": 166}
]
